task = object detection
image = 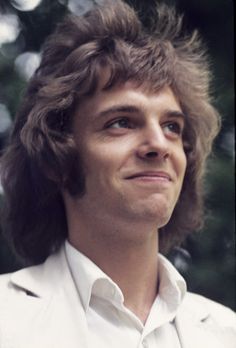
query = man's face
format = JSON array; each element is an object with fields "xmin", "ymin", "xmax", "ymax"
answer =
[{"xmin": 71, "ymin": 82, "xmax": 187, "ymax": 229}]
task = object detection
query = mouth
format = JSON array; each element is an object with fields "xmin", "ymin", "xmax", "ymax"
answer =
[{"xmin": 126, "ymin": 171, "xmax": 172, "ymax": 182}]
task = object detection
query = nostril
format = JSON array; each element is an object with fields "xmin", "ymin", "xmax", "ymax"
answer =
[{"xmin": 146, "ymin": 151, "xmax": 158, "ymax": 158}]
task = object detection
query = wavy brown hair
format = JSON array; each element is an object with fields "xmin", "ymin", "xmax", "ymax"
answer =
[{"xmin": 0, "ymin": 0, "xmax": 220, "ymax": 264}]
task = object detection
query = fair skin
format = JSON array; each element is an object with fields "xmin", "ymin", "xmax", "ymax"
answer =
[{"xmin": 63, "ymin": 81, "xmax": 187, "ymax": 323}]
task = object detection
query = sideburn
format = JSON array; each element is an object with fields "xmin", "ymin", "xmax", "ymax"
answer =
[{"xmin": 63, "ymin": 153, "xmax": 86, "ymax": 197}]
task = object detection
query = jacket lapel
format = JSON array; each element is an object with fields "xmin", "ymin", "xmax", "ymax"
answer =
[
  {"xmin": 175, "ymin": 293, "xmax": 233, "ymax": 348},
  {"xmin": 4, "ymin": 247, "xmax": 89, "ymax": 348}
]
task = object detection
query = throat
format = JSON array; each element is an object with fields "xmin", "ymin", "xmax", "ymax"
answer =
[
  {"xmin": 123, "ymin": 277, "xmax": 159, "ymax": 324},
  {"xmin": 68, "ymin": 221, "xmax": 160, "ymax": 323},
  {"xmin": 104, "ymin": 247, "xmax": 159, "ymax": 324}
]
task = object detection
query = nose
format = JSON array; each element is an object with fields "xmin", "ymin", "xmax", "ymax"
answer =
[{"xmin": 137, "ymin": 122, "xmax": 170, "ymax": 161}]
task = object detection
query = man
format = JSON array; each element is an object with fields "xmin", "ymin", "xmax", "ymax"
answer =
[{"xmin": 0, "ymin": 1, "xmax": 235, "ymax": 347}]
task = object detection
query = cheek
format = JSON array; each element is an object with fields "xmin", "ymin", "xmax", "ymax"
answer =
[
  {"xmin": 86, "ymin": 140, "xmax": 133, "ymax": 171},
  {"xmin": 177, "ymin": 146, "xmax": 187, "ymax": 173},
  {"xmin": 82, "ymin": 146, "xmax": 120, "ymax": 186},
  {"xmin": 181, "ymin": 152, "xmax": 187, "ymax": 176},
  {"xmin": 172, "ymin": 148, "xmax": 187, "ymax": 185}
]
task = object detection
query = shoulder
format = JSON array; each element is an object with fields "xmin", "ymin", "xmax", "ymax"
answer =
[
  {"xmin": 0, "ymin": 272, "xmax": 12, "ymax": 292},
  {"xmin": 0, "ymin": 272, "xmax": 18, "ymax": 296},
  {"xmin": 0, "ymin": 267, "xmax": 40, "ymax": 300},
  {"xmin": 0, "ymin": 246, "xmax": 70, "ymax": 300},
  {"xmin": 176, "ymin": 292, "xmax": 236, "ymax": 348},
  {"xmin": 0, "ymin": 247, "xmax": 72, "ymax": 302},
  {"xmin": 183, "ymin": 292, "xmax": 236, "ymax": 327}
]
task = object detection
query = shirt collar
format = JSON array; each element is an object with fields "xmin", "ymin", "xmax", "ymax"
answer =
[
  {"xmin": 142, "ymin": 253, "xmax": 187, "ymax": 335},
  {"xmin": 65, "ymin": 240, "xmax": 186, "ymax": 315},
  {"xmin": 65, "ymin": 240, "xmax": 124, "ymax": 311},
  {"xmin": 158, "ymin": 253, "xmax": 186, "ymax": 310}
]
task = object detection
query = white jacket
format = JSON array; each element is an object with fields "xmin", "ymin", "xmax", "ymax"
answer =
[{"xmin": 0, "ymin": 247, "xmax": 235, "ymax": 348}]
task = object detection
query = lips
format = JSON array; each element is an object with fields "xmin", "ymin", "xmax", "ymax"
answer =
[{"xmin": 126, "ymin": 171, "xmax": 172, "ymax": 181}]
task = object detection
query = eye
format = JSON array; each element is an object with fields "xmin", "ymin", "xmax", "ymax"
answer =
[
  {"xmin": 163, "ymin": 121, "xmax": 183, "ymax": 137},
  {"xmin": 106, "ymin": 117, "xmax": 133, "ymax": 129}
]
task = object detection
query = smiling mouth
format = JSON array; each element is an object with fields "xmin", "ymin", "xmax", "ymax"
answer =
[{"xmin": 126, "ymin": 172, "xmax": 172, "ymax": 181}]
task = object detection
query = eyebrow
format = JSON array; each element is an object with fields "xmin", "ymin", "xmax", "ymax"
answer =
[
  {"xmin": 163, "ymin": 110, "xmax": 186, "ymax": 120},
  {"xmin": 93, "ymin": 104, "xmax": 186, "ymax": 120},
  {"xmin": 94, "ymin": 105, "xmax": 140, "ymax": 119}
]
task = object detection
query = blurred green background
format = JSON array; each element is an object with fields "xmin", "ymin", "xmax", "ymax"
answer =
[{"xmin": 0, "ymin": 0, "xmax": 234, "ymax": 310}]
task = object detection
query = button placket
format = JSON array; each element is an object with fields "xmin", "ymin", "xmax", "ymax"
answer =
[{"xmin": 142, "ymin": 338, "xmax": 148, "ymax": 348}]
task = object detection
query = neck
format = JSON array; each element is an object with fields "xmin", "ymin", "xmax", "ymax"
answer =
[{"xmin": 68, "ymin": 218, "xmax": 159, "ymax": 323}]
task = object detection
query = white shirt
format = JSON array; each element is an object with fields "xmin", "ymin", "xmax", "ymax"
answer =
[{"xmin": 65, "ymin": 241, "xmax": 186, "ymax": 348}]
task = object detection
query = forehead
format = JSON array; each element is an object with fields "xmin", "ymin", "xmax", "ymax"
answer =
[{"xmin": 74, "ymin": 80, "xmax": 182, "ymax": 122}]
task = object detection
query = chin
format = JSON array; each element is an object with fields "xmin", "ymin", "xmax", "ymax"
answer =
[
  {"xmin": 144, "ymin": 211, "xmax": 171, "ymax": 227},
  {"xmin": 130, "ymin": 200, "xmax": 174, "ymax": 226}
]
